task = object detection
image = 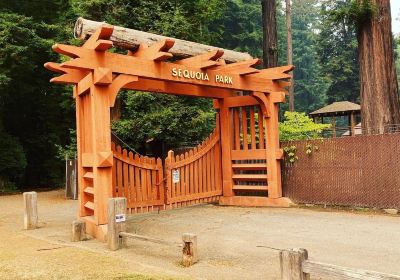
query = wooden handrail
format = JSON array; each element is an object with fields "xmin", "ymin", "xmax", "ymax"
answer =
[
  {"xmin": 302, "ymin": 260, "xmax": 400, "ymax": 280},
  {"xmin": 280, "ymin": 248, "xmax": 400, "ymax": 280}
]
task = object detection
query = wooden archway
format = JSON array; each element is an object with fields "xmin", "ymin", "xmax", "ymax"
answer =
[{"xmin": 46, "ymin": 24, "xmax": 293, "ymax": 240}]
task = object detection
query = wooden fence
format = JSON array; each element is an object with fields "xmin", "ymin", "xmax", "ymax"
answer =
[
  {"xmin": 112, "ymin": 143, "xmax": 165, "ymax": 213},
  {"xmin": 280, "ymin": 248, "xmax": 400, "ymax": 280},
  {"xmin": 165, "ymin": 128, "xmax": 223, "ymax": 207},
  {"xmin": 282, "ymin": 133, "xmax": 400, "ymax": 209}
]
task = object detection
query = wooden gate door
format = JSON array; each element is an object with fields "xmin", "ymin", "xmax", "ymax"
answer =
[
  {"xmin": 164, "ymin": 122, "xmax": 223, "ymax": 207},
  {"xmin": 217, "ymin": 96, "xmax": 290, "ymax": 207},
  {"xmin": 228, "ymin": 104, "xmax": 268, "ymax": 192},
  {"xmin": 112, "ymin": 143, "xmax": 165, "ymax": 213}
]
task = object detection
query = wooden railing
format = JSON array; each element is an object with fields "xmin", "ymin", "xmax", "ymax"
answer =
[
  {"xmin": 112, "ymin": 143, "xmax": 165, "ymax": 213},
  {"xmin": 280, "ymin": 248, "xmax": 400, "ymax": 280},
  {"xmin": 165, "ymin": 127, "xmax": 223, "ymax": 207}
]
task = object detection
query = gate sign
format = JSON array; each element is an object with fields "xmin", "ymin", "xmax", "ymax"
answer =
[
  {"xmin": 172, "ymin": 169, "xmax": 180, "ymax": 183},
  {"xmin": 115, "ymin": 214, "xmax": 126, "ymax": 223}
]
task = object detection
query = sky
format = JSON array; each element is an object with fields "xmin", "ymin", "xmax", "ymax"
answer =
[{"xmin": 392, "ymin": 0, "xmax": 400, "ymax": 35}]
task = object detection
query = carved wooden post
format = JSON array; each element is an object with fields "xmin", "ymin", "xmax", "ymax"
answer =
[
  {"xmin": 165, "ymin": 150, "xmax": 174, "ymax": 208},
  {"xmin": 280, "ymin": 248, "xmax": 309, "ymax": 280},
  {"xmin": 218, "ymin": 99, "xmax": 234, "ymax": 197},
  {"xmin": 107, "ymin": 197, "xmax": 127, "ymax": 250},
  {"xmin": 71, "ymin": 220, "xmax": 86, "ymax": 241},
  {"xmin": 182, "ymin": 233, "xmax": 198, "ymax": 267},
  {"xmin": 265, "ymin": 92, "xmax": 285, "ymax": 199},
  {"xmin": 23, "ymin": 192, "xmax": 38, "ymax": 230}
]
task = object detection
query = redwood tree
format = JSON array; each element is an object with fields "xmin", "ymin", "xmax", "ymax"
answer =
[
  {"xmin": 261, "ymin": 0, "xmax": 278, "ymax": 68},
  {"xmin": 357, "ymin": 0, "xmax": 400, "ymax": 133},
  {"xmin": 285, "ymin": 0, "xmax": 295, "ymax": 111}
]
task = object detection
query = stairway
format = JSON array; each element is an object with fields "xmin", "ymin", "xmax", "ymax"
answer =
[{"xmin": 231, "ymin": 160, "xmax": 268, "ymax": 195}]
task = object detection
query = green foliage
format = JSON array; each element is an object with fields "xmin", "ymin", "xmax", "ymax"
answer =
[
  {"xmin": 316, "ymin": 0, "xmax": 360, "ymax": 104},
  {"xmin": 396, "ymin": 37, "xmax": 400, "ymax": 85},
  {"xmin": 0, "ymin": 10, "xmax": 74, "ymax": 187},
  {"xmin": 0, "ymin": 130, "xmax": 27, "ymax": 186},
  {"xmin": 327, "ymin": 0, "xmax": 376, "ymax": 31},
  {"xmin": 279, "ymin": 112, "xmax": 331, "ymax": 141},
  {"xmin": 112, "ymin": 92, "xmax": 215, "ymax": 156}
]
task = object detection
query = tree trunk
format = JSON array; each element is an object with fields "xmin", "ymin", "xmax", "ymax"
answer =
[
  {"xmin": 358, "ymin": 0, "xmax": 400, "ymax": 134},
  {"xmin": 262, "ymin": 0, "xmax": 278, "ymax": 68},
  {"xmin": 74, "ymin": 17, "xmax": 252, "ymax": 63},
  {"xmin": 286, "ymin": 0, "xmax": 295, "ymax": 111}
]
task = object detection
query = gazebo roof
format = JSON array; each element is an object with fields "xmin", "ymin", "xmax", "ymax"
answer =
[{"xmin": 310, "ymin": 101, "xmax": 360, "ymax": 116}]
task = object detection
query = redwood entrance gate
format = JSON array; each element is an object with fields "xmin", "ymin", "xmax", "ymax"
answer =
[{"xmin": 46, "ymin": 23, "xmax": 293, "ymax": 240}]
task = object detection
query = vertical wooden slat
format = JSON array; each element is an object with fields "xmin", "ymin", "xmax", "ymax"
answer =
[
  {"xmin": 116, "ymin": 146, "xmax": 123, "ymax": 198},
  {"xmin": 185, "ymin": 152, "xmax": 190, "ymax": 206},
  {"xmin": 141, "ymin": 156, "xmax": 148, "ymax": 205},
  {"xmin": 145, "ymin": 157, "xmax": 152, "ymax": 207},
  {"xmin": 206, "ymin": 148, "xmax": 211, "ymax": 193},
  {"xmin": 189, "ymin": 150, "xmax": 194, "ymax": 200},
  {"xmin": 111, "ymin": 143, "xmax": 117, "ymax": 197},
  {"xmin": 128, "ymin": 152, "xmax": 136, "ymax": 206},
  {"xmin": 215, "ymin": 140, "xmax": 222, "ymax": 193},
  {"xmin": 165, "ymin": 150, "xmax": 174, "ymax": 207},
  {"xmin": 233, "ymin": 108, "xmax": 240, "ymax": 150},
  {"xmin": 180, "ymin": 154, "xmax": 185, "ymax": 204},
  {"xmin": 210, "ymin": 145, "xmax": 216, "ymax": 191},
  {"xmin": 134, "ymin": 154, "xmax": 141, "ymax": 205},
  {"xmin": 250, "ymin": 107, "xmax": 256, "ymax": 150},
  {"xmin": 258, "ymin": 106, "xmax": 265, "ymax": 149},
  {"xmin": 156, "ymin": 158, "xmax": 164, "ymax": 206},
  {"xmin": 198, "ymin": 147, "xmax": 204, "ymax": 195},
  {"xmin": 151, "ymin": 158, "xmax": 157, "ymax": 202},
  {"xmin": 122, "ymin": 149, "xmax": 130, "ymax": 208},
  {"xmin": 202, "ymin": 153, "xmax": 207, "ymax": 195},
  {"xmin": 241, "ymin": 107, "xmax": 248, "ymax": 150},
  {"xmin": 174, "ymin": 154, "xmax": 180, "ymax": 204},
  {"xmin": 193, "ymin": 147, "xmax": 199, "ymax": 198}
]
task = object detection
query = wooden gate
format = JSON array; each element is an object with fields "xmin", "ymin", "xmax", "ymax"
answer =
[
  {"xmin": 112, "ymin": 143, "xmax": 165, "ymax": 213},
  {"xmin": 164, "ymin": 125, "xmax": 223, "ymax": 207}
]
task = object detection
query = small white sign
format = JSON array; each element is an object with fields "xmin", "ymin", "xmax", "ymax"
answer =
[
  {"xmin": 115, "ymin": 214, "xmax": 126, "ymax": 223},
  {"xmin": 172, "ymin": 169, "xmax": 180, "ymax": 183}
]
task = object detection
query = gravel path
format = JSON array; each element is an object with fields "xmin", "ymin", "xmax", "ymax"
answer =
[{"xmin": 0, "ymin": 190, "xmax": 399, "ymax": 279}]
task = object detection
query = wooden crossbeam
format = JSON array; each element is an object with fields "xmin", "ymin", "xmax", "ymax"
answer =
[
  {"xmin": 252, "ymin": 65, "xmax": 294, "ymax": 80},
  {"xmin": 128, "ymin": 39, "xmax": 175, "ymax": 61},
  {"xmin": 44, "ymin": 62, "xmax": 89, "ymax": 84},
  {"xmin": 213, "ymin": 58, "xmax": 261, "ymax": 76},
  {"xmin": 176, "ymin": 50, "xmax": 224, "ymax": 69},
  {"xmin": 83, "ymin": 25, "xmax": 114, "ymax": 49}
]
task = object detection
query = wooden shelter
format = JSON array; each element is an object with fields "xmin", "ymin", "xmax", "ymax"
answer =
[
  {"xmin": 46, "ymin": 19, "xmax": 293, "ymax": 241},
  {"xmin": 310, "ymin": 101, "xmax": 361, "ymax": 137}
]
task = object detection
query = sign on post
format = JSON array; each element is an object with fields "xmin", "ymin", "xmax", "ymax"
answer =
[{"xmin": 172, "ymin": 169, "xmax": 180, "ymax": 183}]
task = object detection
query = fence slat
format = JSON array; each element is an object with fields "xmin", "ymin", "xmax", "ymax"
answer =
[
  {"xmin": 258, "ymin": 106, "xmax": 265, "ymax": 149},
  {"xmin": 241, "ymin": 107, "xmax": 248, "ymax": 150},
  {"xmin": 250, "ymin": 107, "xmax": 256, "ymax": 150}
]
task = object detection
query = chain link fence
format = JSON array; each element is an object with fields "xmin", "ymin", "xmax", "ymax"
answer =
[{"xmin": 281, "ymin": 133, "xmax": 400, "ymax": 209}]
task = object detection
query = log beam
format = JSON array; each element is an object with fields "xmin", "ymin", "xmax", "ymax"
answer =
[{"xmin": 74, "ymin": 17, "xmax": 252, "ymax": 63}]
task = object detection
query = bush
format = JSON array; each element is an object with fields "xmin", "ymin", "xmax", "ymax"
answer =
[{"xmin": 279, "ymin": 111, "xmax": 331, "ymax": 141}]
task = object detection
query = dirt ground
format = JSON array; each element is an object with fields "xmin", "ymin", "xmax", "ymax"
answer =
[{"xmin": 1, "ymin": 190, "xmax": 400, "ymax": 280}]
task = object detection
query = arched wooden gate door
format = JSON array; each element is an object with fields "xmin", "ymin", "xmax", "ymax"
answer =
[{"xmin": 46, "ymin": 24, "xmax": 293, "ymax": 240}]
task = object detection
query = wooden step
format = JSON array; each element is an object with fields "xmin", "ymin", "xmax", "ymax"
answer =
[
  {"xmin": 84, "ymin": 201, "xmax": 94, "ymax": 210},
  {"xmin": 233, "ymin": 185, "xmax": 268, "ymax": 191},
  {"xmin": 83, "ymin": 172, "xmax": 94, "ymax": 179},
  {"xmin": 84, "ymin": 187, "xmax": 94, "ymax": 195},
  {"xmin": 232, "ymin": 174, "xmax": 268, "ymax": 181},
  {"xmin": 232, "ymin": 163, "xmax": 267, "ymax": 170}
]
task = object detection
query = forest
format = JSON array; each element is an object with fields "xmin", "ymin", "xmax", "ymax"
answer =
[{"xmin": 0, "ymin": 0, "xmax": 399, "ymax": 190}]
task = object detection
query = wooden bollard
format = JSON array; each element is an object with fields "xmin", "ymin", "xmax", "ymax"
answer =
[
  {"xmin": 280, "ymin": 248, "xmax": 309, "ymax": 280},
  {"xmin": 182, "ymin": 233, "xmax": 198, "ymax": 267},
  {"xmin": 23, "ymin": 192, "xmax": 38, "ymax": 230},
  {"xmin": 71, "ymin": 220, "xmax": 86, "ymax": 241},
  {"xmin": 107, "ymin": 197, "xmax": 127, "ymax": 250}
]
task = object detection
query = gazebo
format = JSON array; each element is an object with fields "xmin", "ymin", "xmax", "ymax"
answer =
[{"xmin": 310, "ymin": 101, "xmax": 361, "ymax": 137}]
